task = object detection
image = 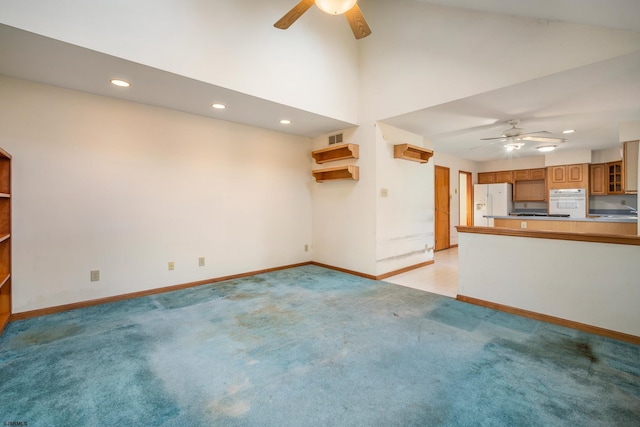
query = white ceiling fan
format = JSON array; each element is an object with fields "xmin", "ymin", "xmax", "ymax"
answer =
[{"xmin": 480, "ymin": 119, "xmax": 566, "ymax": 151}]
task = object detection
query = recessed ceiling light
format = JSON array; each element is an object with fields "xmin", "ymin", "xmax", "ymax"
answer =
[
  {"xmin": 562, "ymin": 129, "xmax": 575, "ymax": 134},
  {"xmin": 537, "ymin": 145, "xmax": 557, "ymax": 152},
  {"xmin": 110, "ymin": 79, "xmax": 131, "ymax": 88},
  {"xmin": 211, "ymin": 103, "xmax": 226, "ymax": 110},
  {"xmin": 280, "ymin": 119, "xmax": 291, "ymax": 125}
]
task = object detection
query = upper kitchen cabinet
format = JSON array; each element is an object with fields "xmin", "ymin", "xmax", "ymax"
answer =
[
  {"xmin": 623, "ymin": 140, "xmax": 638, "ymax": 194},
  {"xmin": 513, "ymin": 168, "xmax": 546, "ymax": 201},
  {"xmin": 513, "ymin": 168, "xmax": 545, "ymax": 181},
  {"xmin": 606, "ymin": 161, "xmax": 624, "ymax": 194},
  {"xmin": 548, "ymin": 164, "xmax": 588, "ymax": 189},
  {"xmin": 495, "ymin": 170, "xmax": 513, "ymax": 183},
  {"xmin": 479, "ymin": 171, "xmax": 512, "ymax": 184},
  {"xmin": 590, "ymin": 163, "xmax": 607, "ymax": 195},
  {"xmin": 478, "ymin": 172, "xmax": 495, "ymax": 184}
]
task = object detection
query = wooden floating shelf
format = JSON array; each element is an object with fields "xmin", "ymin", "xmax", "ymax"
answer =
[
  {"xmin": 312, "ymin": 144, "xmax": 359, "ymax": 164},
  {"xmin": 393, "ymin": 144, "xmax": 433, "ymax": 163},
  {"xmin": 312, "ymin": 165, "xmax": 359, "ymax": 183}
]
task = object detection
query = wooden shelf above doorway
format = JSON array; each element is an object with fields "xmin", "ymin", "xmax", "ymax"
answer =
[
  {"xmin": 312, "ymin": 165, "xmax": 359, "ymax": 183},
  {"xmin": 393, "ymin": 144, "xmax": 433, "ymax": 163}
]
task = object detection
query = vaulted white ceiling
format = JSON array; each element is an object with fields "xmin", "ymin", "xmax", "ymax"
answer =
[{"xmin": 1, "ymin": 0, "xmax": 639, "ymax": 162}]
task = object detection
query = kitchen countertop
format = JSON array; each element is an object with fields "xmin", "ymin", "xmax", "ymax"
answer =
[{"xmin": 486, "ymin": 215, "xmax": 638, "ymax": 223}]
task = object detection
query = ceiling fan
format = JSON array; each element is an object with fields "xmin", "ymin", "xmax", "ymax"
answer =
[
  {"xmin": 274, "ymin": 0, "xmax": 372, "ymax": 39},
  {"xmin": 480, "ymin": 119, "xmax": 566, "ymax": 151}
]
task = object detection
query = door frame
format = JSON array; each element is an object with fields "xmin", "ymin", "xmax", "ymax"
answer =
[{"xmin": 459, "ymin": 170, "xmax": 473, "ymax": 227}]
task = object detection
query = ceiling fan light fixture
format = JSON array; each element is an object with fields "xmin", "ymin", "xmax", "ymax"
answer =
[
  {"xmin": 563, "ymin": 129, "xmax": 576, "ymax": 134},
  {"xmin": 504, "ymin": 142, "xmax": 524, "ymax": 152},
  {"xmin": 315, "ymin": 0, "xmax": 357, "ymax": 15},
  {"xmin": 537, "ymin": 145, "xmax": 557, "ymax": 152}
]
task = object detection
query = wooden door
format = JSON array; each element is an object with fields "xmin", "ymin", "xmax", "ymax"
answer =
[{"xmin": 435, "ymin": 166, "xmax": 450, "ymax": 251}]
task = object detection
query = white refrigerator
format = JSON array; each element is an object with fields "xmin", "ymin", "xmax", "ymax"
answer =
[{"xmin": 473, "ymin": 183, "xmax": 513, "ymax": 226}]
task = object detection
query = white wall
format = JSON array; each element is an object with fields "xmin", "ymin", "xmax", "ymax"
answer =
[
  {"xmin": 591, "ymin": 147, "xmax": 622, "ymax": 163},
  {"xmin": 0, "ymin": 0, "xmax": 360, "ymax": 123},
  {"xmin": 544, "ymin": 149, "xmax": 592, "ymax": 166},
  {"xmin": 310, "ymin": 126, "xmax": 376, "ymax": 275},
  {"xmin": 375, "ymin": 123, "xmax": 434, "ymax": 275},
  {"xmin": 0, "ymin": 77, "xmax": 313, "ymax": 312},
  {"xmin": 458, "ymin": 231, "xmax": 640, "ymax": 336},
  {"xmin": 477, "ymin": 156, "xmax": 545, "ymax": 174},
  {"xmin": 619, "ymin": 119, "xmax": 640, "ymax": 142}
]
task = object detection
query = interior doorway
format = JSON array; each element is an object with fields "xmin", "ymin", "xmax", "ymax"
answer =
[
  {"xmin": 459, "ymin": 171, "xmax": 473, "ymax": 226},
  {"xmin": 435, "ymin": 165, "xmax": 450, "ymax": 251}
]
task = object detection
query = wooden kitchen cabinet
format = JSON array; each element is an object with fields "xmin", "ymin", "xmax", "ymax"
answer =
[
  {"xmin": 548, "ymin": 164, "xmax": 588, "ymax": 189},
  {"xmin": 513, "ymin": 168, "xmax": 545, "ymax": 181},
  {"xmin": 495, "ymin": 170, "xmax": 513, "ymax": 183},
  {"xmin": 514, "ymin": 180, "xmax": 546, "ymax": 201},
  {"xmin": 607, "ymin": 161, "xmax": 624, "ymax": 194},
  {"xmin": 478, "ymin": 170, "xmax": 512, "ymax": 184},
  {"xmin": 590, "ymin": 163, "xmax": 606, "ymax": 195},
  {"xmin": 530, "ymin": 168, "xmax": 546, "ymax": 180},
  {"xmin": 478, "ymin": 172, "xmax": 495, "ymax": 184},
  {"xmin": 623, "ymin": 140, "xmax": 638, "ymax": 194}
]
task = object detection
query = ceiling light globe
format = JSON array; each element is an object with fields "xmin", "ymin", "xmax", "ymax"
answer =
[
  {"xmin": 537, "ymin": 145, "xmax": 557, "ymax": 152},
  {"xmin": 315, "ymin": 0, "xmax": 357, "ymax": 15}
]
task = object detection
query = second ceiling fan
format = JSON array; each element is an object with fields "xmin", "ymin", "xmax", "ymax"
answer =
[
  {"xmin": 481, "ymin": 120, "xmax": 566, "ymax": 151},
  {"xmin": 274, "ymin": 0, "xmax": 372, "ymax": 39}
]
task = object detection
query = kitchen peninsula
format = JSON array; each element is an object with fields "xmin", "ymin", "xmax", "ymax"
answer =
[
  {"xmin": 456, "ymin": 225, "xmax": 640, "ymax": 344},
  {"xmin": 486, "ymin": 213, "xmax": 637, "ymax": 235}
]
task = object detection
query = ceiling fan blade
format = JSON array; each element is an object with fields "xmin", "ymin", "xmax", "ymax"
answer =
[
  {"xmin": 480, "ymin": 136, "xmax": 506, "ymax": 141},
  {"xmin": 469, "ymin": 140, "xmax": 501, "ymax": 150},
  {"xmin": 518, "ymin": 131, "xmax": 552, "ymax": 137},
  {"xmin": 274, "ymin": 0, "xmax": 315, "ymax": 29},
  {"xmin": 344, "ymin": 3, "xmax": 372, "ymax": 39},
  {"xmin": 521, "ymin": 136, "xmax": 566, "ymax": 143}
]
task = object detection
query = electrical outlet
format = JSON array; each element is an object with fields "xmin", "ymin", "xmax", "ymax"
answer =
[
  {"xmin": 380, "ymin": 188, "xmax": 388, "ymax": 197},
  {"xmin": 199, "ymin": 257, "xmax": 205, "ymax": 267},
  {"xmin": 521, "ymin": 221, "xmax": 527, "ymax": 229},
  {"xmin": 168, "ymin": 262, "xmax": 175, "ymax": 271},
  {"xmin": 90, "ymin": 270, "xmax": 100, "ymax": 282},
  {"xmin": 621, "ymin": 199, "xmax": 626, "ymax": 205},
  {"xmin": 304, "ymin": 244, "xmax": 309, "ymax": 252}
]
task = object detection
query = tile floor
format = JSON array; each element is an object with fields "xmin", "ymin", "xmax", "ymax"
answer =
[{"xmin": 384, "ymin": 247, "xmax": 458, "ymax": 298}]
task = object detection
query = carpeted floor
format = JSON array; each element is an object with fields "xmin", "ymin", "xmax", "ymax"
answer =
[{"xmin": 0, "ymin": 265, "xmax": 639, "ymax": 426}]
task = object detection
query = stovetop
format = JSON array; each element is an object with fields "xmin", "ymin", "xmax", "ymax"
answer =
[{"xmin": 509, "ymin": 213, "xmax": 570, "ymax": 218}]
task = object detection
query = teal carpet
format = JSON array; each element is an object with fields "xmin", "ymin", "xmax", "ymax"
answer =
[{"xmin": 0, "ymin": 265, "xmax": 638, "ymax": 426}]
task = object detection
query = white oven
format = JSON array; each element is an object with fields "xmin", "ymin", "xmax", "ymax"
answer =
[{"xmin": 549, "ymin": 188, "xmax": 587, "ymax": 218}]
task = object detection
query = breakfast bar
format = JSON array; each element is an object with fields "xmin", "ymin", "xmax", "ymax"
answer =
[
  {"xmin": 486, "ymin": 214, "xmax": 637, "ymax": 235},
  {"xmin": 456, "ymin": 225, "xmax": 640, "ymax": 344}
]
